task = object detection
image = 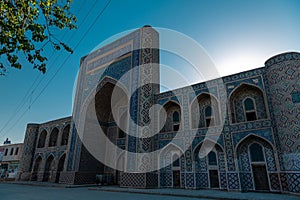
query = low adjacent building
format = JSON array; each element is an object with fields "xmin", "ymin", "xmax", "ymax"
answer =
[
  {"xmin": 0, "ymin": 142, "xmax": 23, "ymax": 179},
  {"xmin": 17, "ymin": 117, "xmax": 71, "ymax": 182}
]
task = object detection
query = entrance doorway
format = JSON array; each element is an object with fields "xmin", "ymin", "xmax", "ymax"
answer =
[
  {"xmin": 209, "ymin": 170, "xmax": 220, "ymax": 188},
  {"xmin": 43, "ymin": 155, "xmax": 54, "ymax": 182},
  {"xmin": 172, "ymin": 170, "xmax": 181, "ymax": 187},
  {"xmin": 252, "ymin": 164, "xmax": 269, "ymax": 191},
  {"xmin": 55, "ymin": 154, "xmax": 65, "ymax": 183}
]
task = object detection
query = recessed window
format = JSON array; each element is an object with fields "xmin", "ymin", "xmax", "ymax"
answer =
[
  {"xmin": 10, "ymin": 148, "xmax": 14, "ymax": 155},
  {"xmin": 208, "ymin": 151, "xmax": 217, "ymax": 166},
  {"xmin": 173, "ymin": 111, "xmax": 180, "ymax": 131},
  {"xmin": 4, "ymin": 149, "xmax": 8, "ymax": 156},
  {"xmin": 172, "ymin": 154, "xmax": 180, "ymax": 167},
  {"xmin": 250, "ymin": 143, "xmax": 264, "ymax": 162},
  {"xmin": 160, "ymin": 102, "xmax": 181, "ymax": 133},
  {"xmin": 61, "ymin": 125, "xmax": 70, "ymax": 146},
  {"xmin": 49, "ymin": 128, "xmax": 59, "ymax": 147},
  {"xmin": 38, "ymin": 130, "xmax": 47, "ymax": 148},
  {"xmin": 205, "ymin": 106, "xmax": 215, "ymax": 127},
  {"xmin": 244, "ymin": 98, "xmax": 257, "ymax": 121},
  {"xmin": 173, "ymin": 111, "xmax": 179, "ymax": 123},
  {"xmin": 15, "ymin": 147, "xmax": 19, "ymax": 155}
]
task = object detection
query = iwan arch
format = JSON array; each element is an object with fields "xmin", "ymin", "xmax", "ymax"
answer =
[{"xmin": 17, "ymin": 26, "xmax": 300, "ymax": 194}]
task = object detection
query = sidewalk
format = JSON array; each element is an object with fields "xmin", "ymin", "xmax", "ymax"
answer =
[
  {"xmin": 90, "ymin": 186, "xmax": 300, "ymax": 200},
  {"xmin": 3, "ymin": 181, "xmax": 300, "ymax": 200},
  {"xmin": 1, "ymin": 181, "xmax": 96, "ymax": 188}
]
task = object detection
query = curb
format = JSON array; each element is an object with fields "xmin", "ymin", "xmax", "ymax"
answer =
[
  {"xmin": 89, "ymin": 187, "xmax": 246, "ymax": 200},
  {"xmin": 0, "ymin": 181, "xmax": 97, "ymax": 188}
]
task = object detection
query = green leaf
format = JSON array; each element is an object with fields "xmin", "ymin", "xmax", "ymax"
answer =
[{"xmin": 0, "ymin": 0, "xmax": 77, "ymax": 75}]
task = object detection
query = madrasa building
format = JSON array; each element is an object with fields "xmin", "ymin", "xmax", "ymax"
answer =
[{"xmin": 17, "ymin": 26, "xmax": 300, "ymax": 194}]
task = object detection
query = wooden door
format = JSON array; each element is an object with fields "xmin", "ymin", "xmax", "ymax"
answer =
[
  {"xmin": 252, "ymin": 164, "xmax": 270, "ymax": 191},
  {"xmin": 209, "ymin": 170, "xmax": 220, "ymax": 188},
  {"xmin": 173, "ymin": 170, "xmax": 181, "ymax": 188}
]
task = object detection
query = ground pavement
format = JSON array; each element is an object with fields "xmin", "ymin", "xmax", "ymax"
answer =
[{"xmin": 0, "ymin": 182, "xmax": 299, "ymax": 200}]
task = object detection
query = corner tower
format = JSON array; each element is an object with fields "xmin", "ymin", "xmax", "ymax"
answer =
[{"xmin": 264, "ymin": 52, "xmax": 300, "ymax": 193}]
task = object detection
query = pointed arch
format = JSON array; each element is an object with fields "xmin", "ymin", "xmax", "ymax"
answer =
[
  {"xmin": 55, "ymin": 154, "xmax": 66, "ymax": 183},
  {"xmin": 159, "ymin": 143, "xmax": 184, "ymax": 169},
  {"xmin": 229, "ymin": 83, "xmax": 267, "ymax": 123},
  {"xmin": 31, "ymin": 156, "xmax": 42, "ymax": 181},
  {"xmin": 159, "ymin": 143, "xmax": 184, "ymax": 188},
  {"xmin": 43, "ymin": 154, "xmax": 55, "ymax": 182},
  {"xmin": 193, "ymin": 139, "xmax": 224, "ymax": 155},
  {"xmin": 160, "ymin": 101, "xmax": 182, "ymax": 133},
  {"xmin": 235, "ymin": 133, "xmax": 274, "ymax": 153},
  {"xmin": 236, "ymin": 134, "xmax": 274, "ymax": 191},
  {"xmin": 61, "ymin": 124, "xmax": 70, "ymax": 146},
  {"xmin": 37, "ymin": 130, "xmax": 47, "ymax": 148},
  {"xmin": 160, "ymin": 143, "xmax": 184, "ymax": 156},
  {"xmin": 49, "ymin": 127, "xmax": 59, "ymax": 147},
  {"xmin": 193, "ymin": 140, "xmax": 224, "ymax": 189},
  {"xmin": 32, "ymin": 156, "xmax": 42, "ymax": 172},
  {"xmin": 57, "ymin": 154, "xmax": 66, "ymax": 171},
  {"xmin": 95, "ymin": 80, "xmax": 128, "ymax": 124},
  {"xmin": 97, "ymin": 76, "xmax": 129, "ymax": 95},
  {"xmin": 190, "ymin": 93, "xmax": 220, "ymax": 129}
]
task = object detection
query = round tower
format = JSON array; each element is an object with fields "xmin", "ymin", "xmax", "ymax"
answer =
[{"xmin": 264, "ymin": 52, "xmax": 300, "ymax": 193}]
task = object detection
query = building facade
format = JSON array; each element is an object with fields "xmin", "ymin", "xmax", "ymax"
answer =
[
  {"xmin": 18, "ymin": 27, "xmax": 300, "ymax": 194},
  {"xmin": 17, "ymin": 117, "xmax": 71, "ymax": 182},
  {"xmin": 1, "ymin": 143, "xmax": 23, "ymax": 179}
]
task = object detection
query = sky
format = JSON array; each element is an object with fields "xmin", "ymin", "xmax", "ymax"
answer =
[{"xmin": 0, "ymin": 0, "xmax": 300, "ymax": 144}]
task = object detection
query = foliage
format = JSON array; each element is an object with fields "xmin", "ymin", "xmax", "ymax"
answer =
[{"xmin": 0, "ymin": 0, "xmax": 77, "ymax": 75}]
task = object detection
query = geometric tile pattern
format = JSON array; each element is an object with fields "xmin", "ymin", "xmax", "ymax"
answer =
[
  {"xmin": 240, "ymin": 173, "xmax": 253, "ymax": 191},
  {"xmin": 270, "ymin": 173, "xmax": 281, "ymax": 191},
  {"xmin": 220, "ymin": 172, "xmax": 227, "ymax": 189},
  {"xmin": 195, "ymin": 173, "xmax": 209, "ymax": 188},
  {"xmin": 185, "ymin": 173, "xmax": 195, "ymax": 188},
  {"xmin": 227, "ymin": 173, "xmax": 240, "ymax": 190},
  {"xmin": 18, "ymin": 26, "xmax": 300, "ymax": 196}
]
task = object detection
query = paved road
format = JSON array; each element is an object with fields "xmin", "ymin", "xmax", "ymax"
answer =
[{"xmin": 0, "ymin": 183, "xmax": 207, "ymax": 200}]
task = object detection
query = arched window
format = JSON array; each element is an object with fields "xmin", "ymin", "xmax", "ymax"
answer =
[
  {"xmin": 250, "ymin": 143, "xmax": 264, "ymax": 162},
  {"xmin": 57, "ymin": 154, "xmax": 66, "ymax": 172},
  {"xmin": 10, "ymin": 148, "xmax": 14, "ymax": 155},
  {"xmin": 173, "ymin": 111, "xmax": 179, "ymax": 123},
  {"xmin": 61, "ymin": 125, "xmax": 70, "ymax": 146},
  {"xmin": 244, "ymin": 98, "xmax": 257, "ymax": 121},
  {"xmin": 205, "ymin": 106, "xmax": 215, "ymax": 127},
  {"xmin": 160, "ymin": 102, "xmax": 181, "ymax": 133},
  {"xmin": 49, "ymin": 128, "xmax": 59, "ymax": 147},
  {"xmin": 208, "ymin": 151, "xmax": 217, "ymax": 166},
  {"xmin": 191, "ymin": 93, "xmax": 220, "ymax": 129},
  {"xmin": 37, "ymin": 130, "xmax": 47, "ymax": 148},
  {"xmin": 33, "ymin": 156, "xmax": 42, "ymax": 172},
  {"xmin": 172, "ymin": 154, "xmax": 180, "ymax": 167},
  {"xmin": 173, "ymin": 111, "xmax": 180, "ymax": 131}
]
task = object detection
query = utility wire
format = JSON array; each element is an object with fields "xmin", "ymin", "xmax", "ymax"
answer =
[
  {"xmin": 1, "ymin": 0, "xmax": 112, "ymax": 138},
  {"xmin": 0, "ymin": 0, "xmax": 98, "ymax": 137}
]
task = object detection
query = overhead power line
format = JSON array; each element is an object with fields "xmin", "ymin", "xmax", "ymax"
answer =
[
  {"xmin": 0, "ymin": 0, "xmax": 93, "ymax": 136},
  {"xmin": 0, "ymin": 0, "xmax": 112, "ymax": 139}
]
